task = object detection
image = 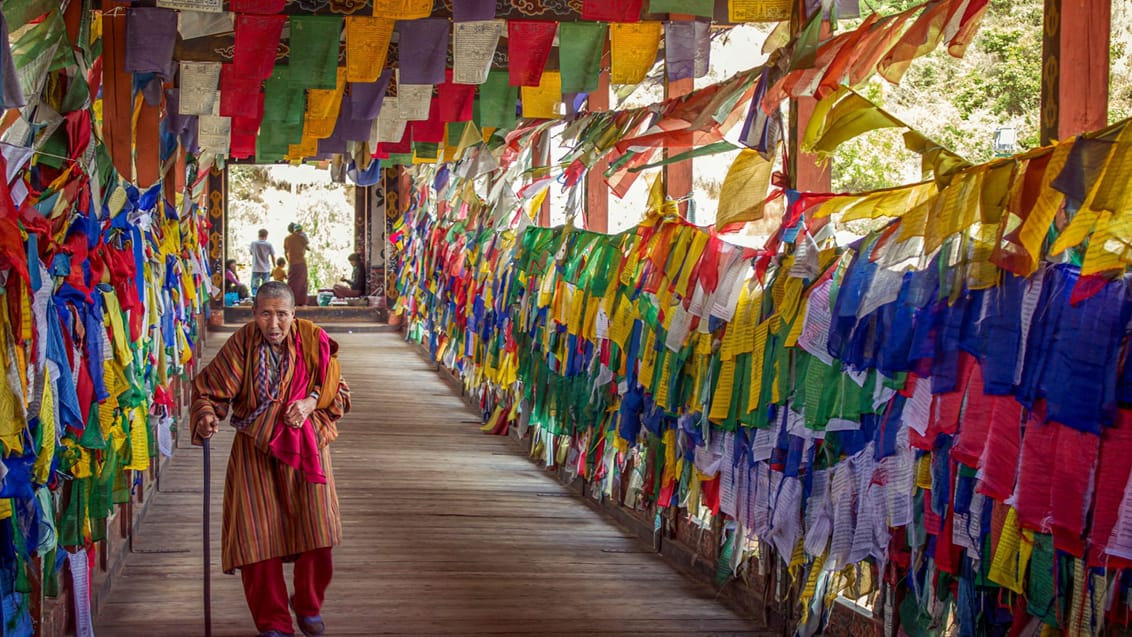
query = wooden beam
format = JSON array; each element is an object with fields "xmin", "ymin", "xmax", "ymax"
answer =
[
  {"xmin": 787, "ymin": 2, "xmax": 832, "ymax": 193},
  {"xmin": 664, "ymin": 14, "xmax": 696, "ymax": 219},
  {"xmin": 535, "ymin": 132, "xmax": 552, "ymax": 226},
  {"xmin": 1040, "ymin": 0, "xmax": 1110, "ymax": 144},
  {"xmin": 584, "ymin": 64, "xmax": 611, "ymax": 233}
]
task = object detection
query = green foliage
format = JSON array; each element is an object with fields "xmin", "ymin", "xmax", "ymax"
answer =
[
  {"xmin": 227, "ymin": 165, "xmax": 356, "ymax": 290},
  {"xmin": 829, "ymin": 0, "xmax": 1132, "ymax": 192}
]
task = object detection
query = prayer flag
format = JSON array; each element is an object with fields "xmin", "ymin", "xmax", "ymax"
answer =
[
  {"xmin": 263, "ymin": 65, "xmax": 306, "ymax": 124},
  {"xmin": 350, "ymin": 69, "xmax": 392, "ymax": 120},
  {"xmin": 230, "ymin": 0, "xmax": 286, "ymax": 14},
  {"xmin": 476, "ymin": 70, "xmax": 517, "ymax": 131},
  {"xmin": 198, "ymin": 114, "xmax": 231, "ymax": 157},
  {"xmin": 176, "ymin": 11, "xmax": 231, "ymax": 39},
  {"xmin": 582, "ymin": 0, "xmax": 642, "ymax": 22},
  {"xmin": 219, "ymin": 63, "xmax": 260, "ymax": 118},
  {"xmin": 397, "ymin": 18, "xmax": 450, "ymax": 85},
  {"xmin": 438, "ymin": 74, "xmax": 475, "ymax": 122},
  {"xmin": 125, "ymin": 8, "xmax": 177, "ymax": 80},
  {"xmin": 715, "ymin": 150, "xmax": 772, "ymax": 228},
  {"xmin": 728, "ymin": 0, "xmax": 792, "ymax": 22},
  {"xmin": 521, "ymin": 70, "xmax": 562, "ymax": 120},
  {"xmin": 558, "ymin": 22, "xmax": 607, "ymax": 93},
  {"xmin": 664, "ymin": 20, "xmax": 709, "ymax": 81},
  {"xmin": 345, "ymin": 17, "xmax": 393, "ymax": 83},
  {"xmin": 371, "ymin": 0, "xmax": 431, "ymax": 19},
  {"xmin": 452, "ymin": 0, "xmax": 496, "ymax": 22},
  {"xmin": 610, "ymin": 22, "xmax": 661, "ymax": 85},
  {"xmin": 453, "ymin": 20, "xmax": 504, "ymax": 85},
  {"xmin": 178, "ymin": 61, "xmax": 221, "ymax": 115},
  {"xmin": 303, "ymin": 68, "xmax": 347, "ymax": 139},
  {"xmin": 289, "ymin": 16, "xmax": 343, "ymax": 89},
  {"xmin": 648, "ymin": 0, "xmax": 714, "ymax": 17},
  {"xmin": 507, "ymin": 21, "xmax": 557, "ymax": 87},
  {"xmin": 233, "ymin": 14, "xmax": 285, "ymax": 82},
  {"xmin": 395, "ymin": 77, "xmax": 433, "ymax": 121},
  {"xmin": 409, "ymin": 99, "xmax": 445, "ymax": 143}
]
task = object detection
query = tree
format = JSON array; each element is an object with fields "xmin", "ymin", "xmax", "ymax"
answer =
[{"xmin": 227, "ymin": 165, "xmax": 356, "ymax": 292}]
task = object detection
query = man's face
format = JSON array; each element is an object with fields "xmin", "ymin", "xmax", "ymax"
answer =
[{"xmin": 254, "ymin": 296, "xmax": 294, "ymax": 345}]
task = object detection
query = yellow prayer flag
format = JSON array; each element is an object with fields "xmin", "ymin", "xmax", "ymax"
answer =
[
  {"xmin": 1015, "ymin": 142, "xmax": 1071, "ymax": 276},
  {"xmin": 303, "ymin": 69, "xmax": 348, "ymax": 139},
  {"xmin": 1080, "ymin": 211, "xmax": 1127, "ymax": 275},
  {"xmin": 715, "ymin": 149, "xmax": 772, "ymax": 228},
  {"xmin": 306, "ymin": 68, "xmax": 348, "ymax": 120},
  {"xmin": 527, "ymin": 186, "xmax": 549, "ymax": 221},
  {"xmin": 729, "ymin": 0, "xmax": 792, "ymax": 22},
  {"xmin": 454, "ymin": 120, "xmax": 482, "ymax": 159},
  {"xmin": 371, "ymin": 0, "xmax": 431, "ymax": 19},
  {"xmin": 345, "ymin": 17, "xmax": 393, "ymax": 83},
  {"xmin": 521, "ymin": 71, "xmax": 562, "ymax": 120},
  {"xmin": 287, "ymin": 136, "xmax": 319, "ymax": 161},
  {"xmin": 610, "ymin": 22, "xmax": 662, "ymax": 85}
]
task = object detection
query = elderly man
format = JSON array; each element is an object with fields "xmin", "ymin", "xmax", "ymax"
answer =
[{"xmin": 192, "ymin": 282, "xmax": 350, "ymax": 637}]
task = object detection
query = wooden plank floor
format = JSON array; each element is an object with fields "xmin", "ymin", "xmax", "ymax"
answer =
[{"xmin": 94, "ymin": 333, "xmax": 768, "ymax": 636}]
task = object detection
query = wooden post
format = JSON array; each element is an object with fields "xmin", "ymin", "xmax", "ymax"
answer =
[
  {"xmin": 585, "ymin": 63, "xmax": 611, "ymax": 233},
  {"xmin": 535, "ymin": 131, "xmax": 552, "ymax": 226},
  {"xmin": 788, "ymin": 2, "xmax": 832, "ymax": 193},
  {"xmin": 206, "ymin": 166, "xmax": 226, "ymax": 310},
  {"xmin": 1040, "ymin": 0, "xmax": 1110, "ymax": 144},
  {"xmin": 664, "ymin": 15, "xmax": 696, "ymax": 219}
]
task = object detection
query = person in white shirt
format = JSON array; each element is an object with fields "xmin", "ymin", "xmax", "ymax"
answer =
[{"xmin": 249, "ymin": 229, "xmax": 276, "ymax": 295}]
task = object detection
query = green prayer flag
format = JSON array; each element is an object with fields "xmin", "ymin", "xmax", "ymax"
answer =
[
  {"xmin": 558, "ymin": 22, "xmax": 607, "ymax": 93},
  {"xmin": 287, "ymin": 16, "xmax": 342, "ymax": 89},
  {"xmin": 1027, "ymin": 533, "xmax": 1059, "ymax": 626},
  {"xmin": 4, "ymin": 0, "xmax": 54, "ymax": 30},
  {"xmin": 475, "ymin": 70, "xmax": 517, "ymax": 132},
  {"xmin": 388, "ymin": 152, "xmax": 413, "ymax": 165},
  {"xmin": 630, "ymin": 141, "xmax": 738, "ymax": 172},
  {"xmin": 413, "ymin": 142, "xmax": 439, "ymax": 160},
  {"xmin": 648, "ymin": 0, "xmax": 714, "ymax": 17},
  {"xmin": 256, "ymin": 122, "xmax": 302, "ymax": 162},
  {"xmin": 263, "ymin": 66, "xmax": 306, "ymax": 124}
]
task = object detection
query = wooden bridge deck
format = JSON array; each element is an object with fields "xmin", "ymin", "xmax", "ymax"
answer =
[{"xmin": 93, "ymin": 332, "xmax": 767, "ymax": 636}]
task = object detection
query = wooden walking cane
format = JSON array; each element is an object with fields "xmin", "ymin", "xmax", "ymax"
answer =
[{"xmin": 203, "ymin": 436, "xmax": 212, "ymax": 637}]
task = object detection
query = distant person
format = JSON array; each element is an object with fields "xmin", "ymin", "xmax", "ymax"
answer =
[
  {"xmin": 333, "ymin": 253, "xmax": 365, "ymax": 298},
  {"xmin": 225, "ymin": 259, "xmax": 250, "ymax": 302},
  {"xmin": 249, "ymin": 229, "xmax": 276, "ymax": 295},
  {"xmin": 284, "ymin": 223, "xmax": 310, "ymax": 306},
  {"xmin": 271, "ymin": 257, "xmax": 287, "ymax": 283}
]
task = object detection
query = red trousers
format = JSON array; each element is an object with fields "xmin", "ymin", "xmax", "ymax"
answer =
[{"xmin": 240, "ymin": 548, "xmax": 333, "ymax": 634}]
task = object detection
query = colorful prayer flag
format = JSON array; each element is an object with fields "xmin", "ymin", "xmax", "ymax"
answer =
[
  {"xmin": 507, "ymin": 21, "xmax": 557, "ymax": 87},
  {"xmin": 289, "ymin": 16, "xmax": 343, "ymax": 89},
  {"xmin": 397, "ymin": 18, "xmax": 450, "ymax": 85},
  {"xmin": 581, "ymin": 0, "xmax": 643, "ymax": 22},
  {"xmin": 610, "ymin": 22, "xmax": 661, "ymax": 85},
  {"xmin": 345, "ymin": 17, "xmax": 393, "ymax": 83},
  {"xmin": 521, "ymin": 70, "xmax": 562, "ymax": 120},
  {"xmin": 558, "ymin": 22, "xmax": 607, "ymax": 93}
]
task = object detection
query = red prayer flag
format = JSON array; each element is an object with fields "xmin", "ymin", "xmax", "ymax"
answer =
[
  {"xmin": 1088, "ymin": 409, "xmax": 1132, "ymax": 567},
  {"xmin": 438, "ymin": 78, "xmax": 475, "ymax": 123},
  {"xmin": 507, "ymin": 21, "xmax": 558, "ymax": 87},
  {"xmin": 1013, "ymin": 403, "xmax": 1056, "ymax": 532},
  {"xmin": 229, "ymin": 0, "xmax": 286, "ymax": 14},
  {"xmin": 409, "ymin": 98, "xmax": 445, "ymax": 143},
  {"xmin": 581, "ymin": 0, "xmax": 642, "ymax": 22},
  {"xmin": 220, "ymin": 64, "xmax": 262, "ymax": 119},
  {"xmin": 1049, "ymin": 422, "xmax": 1100, "ymax": 557},
  {"xmin": 233, "ymin": 14, "xmax": 285, "ymax": 83}
]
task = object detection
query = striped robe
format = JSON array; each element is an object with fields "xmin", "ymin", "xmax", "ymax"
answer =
[{"xmin": 191, "ymin": 320, "xmax": 350, "ymax": 572}]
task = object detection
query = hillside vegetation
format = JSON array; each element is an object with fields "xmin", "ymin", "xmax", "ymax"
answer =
[{"xmin": 831, "ymin": 0, "xmax": 1132, "ymax": 192}]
